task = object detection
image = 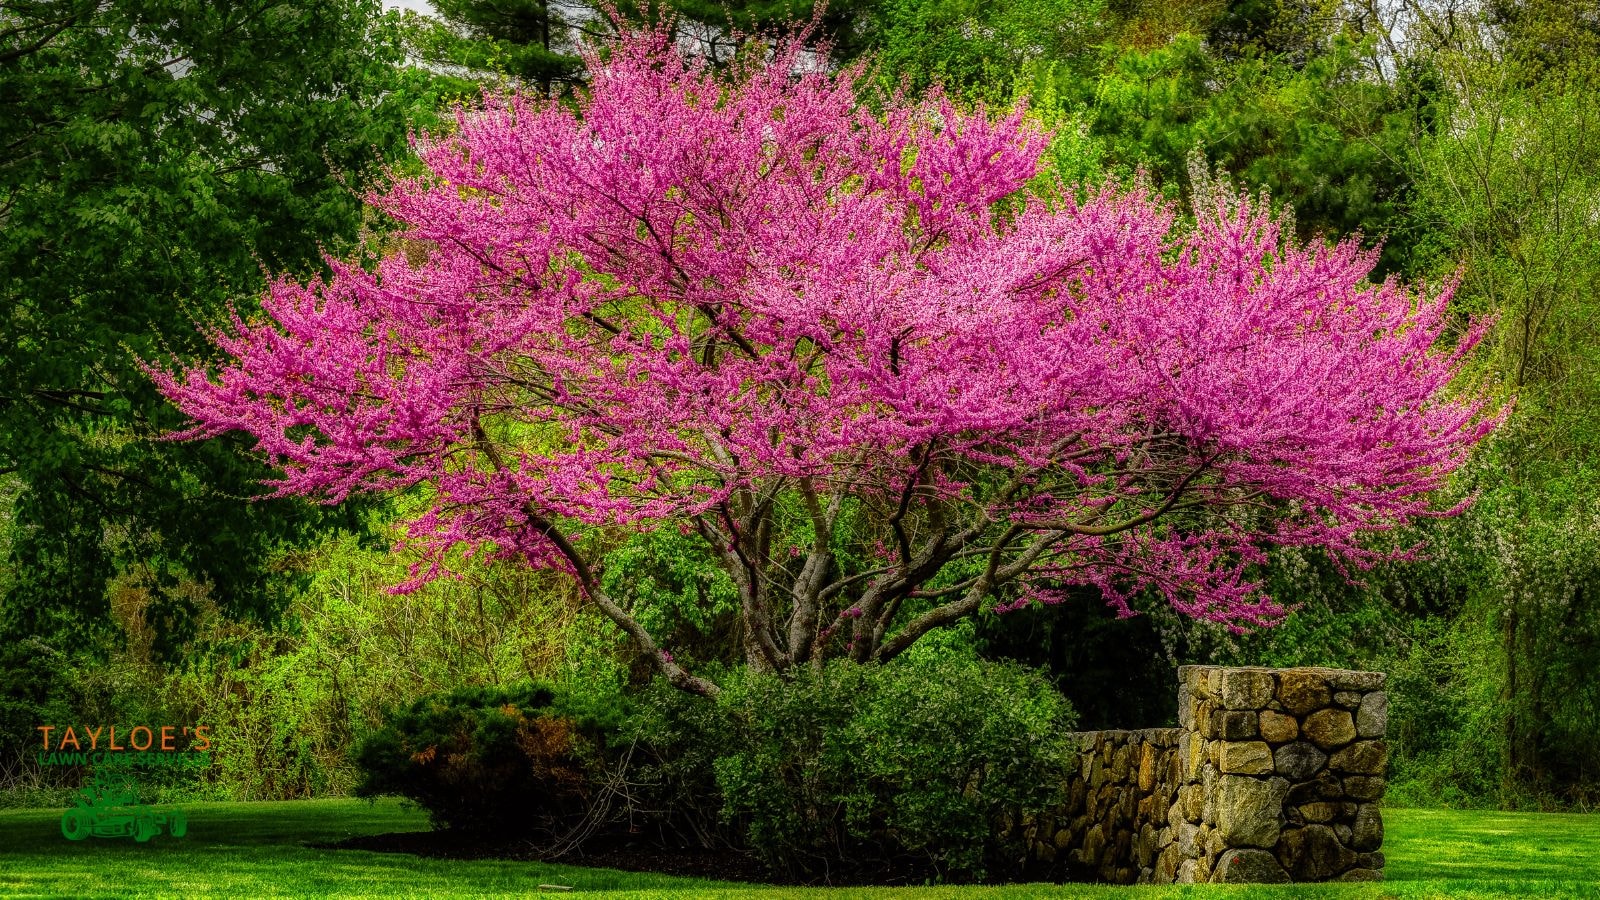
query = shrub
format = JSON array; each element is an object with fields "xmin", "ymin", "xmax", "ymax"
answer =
[
  {"xmin": 706, "ymin": 656, "xmax": 1077, "ymax": 882},
  {"xmin": 353, "ymin": 682, "xmax": 625, "ymax": 835},
  {"xmin": 617, "ymin": 668, "xmax": 737, "ymax": 849}
]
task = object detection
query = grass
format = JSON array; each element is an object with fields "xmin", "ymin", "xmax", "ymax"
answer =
[{"xmin": 0, "ymin": 799, "xmax": 1597, "ymax": 898}]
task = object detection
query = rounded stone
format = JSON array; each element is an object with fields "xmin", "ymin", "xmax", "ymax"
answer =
[
  {"xmin": 1156, "ymin": 849, "xmax": 1179, "ymax": 884},
  {"xmin": 1330, "ymin": 740, "xmax": 1389, "ymax": 775},
  {"xmin": 1220, "ymin": 740, "xmax": 1275, "ymax": 775},
  {"xmin": 1351, "ymin": 804, "xmax": 1383, "ymax": 851},
  {"xmin": 1277, "ymin": 671, "xmax": 1333, "ymax": 715},
  {"xmin": 1219, "ymin": 669, "xmax": 1276, "ymax": 709},
  {"xmin": 1218, "ymin": 710, "xmax": 1259, "ymax": 740},
  {"xmin": 1260, "ymin": 710, "xmax": 1299, "ymax": 743},
  {"xmin": 1081, "ymin": 824, "xmax": 1107, "ymax": 864},
  {"xmin": 1287, "ymin": 770, "xmax": 1342, "ymax": 805},
  {"xmin": 1339, "ymin": 868, "xmax": 1384, "ymax": 882},
  {"xmin": 1113, "ymin": 744, "xmax": 1133, "ymax": 780},
  {"xmin": 1177, "ymin": 822, "xmax": 1202, "ymax": 857},
  {"xmin": 1205, "ymin": 826, "xmax": 1227, "ymax": 857},
  {"xmin": 1139, "ymin": 741, "xmax": 1158, "ymax": 791},
  {"xmin": 1326, "ymin": 670, "xmax": 1386, "ymax": 692},
  {"xmin": 1344, "ymin": 776, "xmax": 1386, "ymax": 801},
  {"xmin": 1334, "ymin": 691, "xmax": 1363, "ymax": 708},
  {"xmin": 1303, "ymin": 709, "xmax": 1357, "ymax": 750},
  {"xmin": 1212, "ymin": 848, "xmax": 1291, "ymax": 883},
  {"xmin": 1298, "ymin": 801, "xmax": 1338, "ymax": 823},
  {"xmin": 1274, "ymin": 741, "xmax": 1329, "ymax": 780},
  {"xmin": 1215, "ymin": 775, "xmax": 1290, "ymax": 848},
  {"xmin": 1278, "ymin": 823, "xmax": 1358, "ymax": 880},
  {"xmin": 1176, "ymin": 859, "xmax": 1199, "ymax": 884},
  {"xmin": 1180, "ymin": 665, "xmax": 1214, "ymax": 697},
  {"xmin": 1357, "ymin": 691, "xmax": 1388, "ymax": 738}
]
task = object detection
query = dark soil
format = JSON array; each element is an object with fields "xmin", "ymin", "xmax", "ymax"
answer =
[
  {"xmin": 316, "ymin": 828, "xmax": 1013, "ymax": 886},
  {"xmin": 316, "ymin": 829, "xmax": 779, "ymax": 885}
]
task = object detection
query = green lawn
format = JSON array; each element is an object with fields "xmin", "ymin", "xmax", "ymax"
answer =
[{"xmin": 0, "ymin": 799, "xmax": 1596, "ymax": 898}]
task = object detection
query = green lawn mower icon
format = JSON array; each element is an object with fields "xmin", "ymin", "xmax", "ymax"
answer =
[{"xmin": 60, "ymin": 775, "xmax": 187, "ymax": 842}]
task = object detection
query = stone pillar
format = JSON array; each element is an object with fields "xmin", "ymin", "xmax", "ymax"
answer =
[{"xmin": 1169, "ymin": 666, "xmax": 1388, "ymax": 884}]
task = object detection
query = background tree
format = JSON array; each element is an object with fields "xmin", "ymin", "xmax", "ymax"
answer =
[
  {"xmin": 861, "ymin": 0, "xmax": 1109, "ymax": 100},
  {"xmin": 1399, "ymin": 12, "xmax": 1600, "ymax": 803},
  {"xmin": 0, "ymin": 0, "xmax": 421, "ymax": 658},
  {"xmin": 1486, "ymin": 0, "xmax": 1600, "ymax": 83}
]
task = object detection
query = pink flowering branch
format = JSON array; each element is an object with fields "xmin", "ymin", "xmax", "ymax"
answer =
[{"xmin": 147, "ymin": 26, "xmax": 1501, "ymax": 695}]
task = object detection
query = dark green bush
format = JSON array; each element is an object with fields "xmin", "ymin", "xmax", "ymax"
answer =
[
  {"xmin": 354, "ymin": 682, "xmax": 626, "ymax": 834},
  {"xmin": 691, "ymin": 656, "xmax": 1077, "ymax": 882}
]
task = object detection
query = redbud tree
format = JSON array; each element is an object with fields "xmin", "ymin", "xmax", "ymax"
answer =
[{"xmin": 151, "ymin": 30, "xmax": 1499, "ymax": 696}]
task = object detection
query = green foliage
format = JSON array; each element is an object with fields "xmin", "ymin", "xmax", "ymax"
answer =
[
  {"xmin": 599, "ymin": 527, "xmax": 741, "ymax": 667},
  {"xmin": 346, "ymin": 654, "xmax": 1075, "ymax": 880},
  {"xmin": 706, "ymin": 656, "xmax": 1077, "ymax": 882},
  {"xmin": 1201, "ymin": 0, "xmax": 1340, "ymax": 64},
  {"xmin": 397, "ymin": 0, "xmax": 884, "ymax": 101},
  {"xmin": 0, "ymin": 638, "xmax": 74, "ymax": 799},
  {"xmin": 174, "ymin": 524, "xmax": 612, "ymax": 802},
  {"xmin": 1488, "ymin": 0, "xmax": 1600, "ymax": 84},
  {"xmin": 0, "ymin": 518, "xmax": 612, "ymax": 804},
  {"xmin": 647, "ymin": 0, "xmax": 879, "ymax": 61},
  {"xmin": 872, "ymin": 8, "xmax": 1434, "ymax": 270},
  {"xmin": 0, "ymin": 0, "xmax": 431, "ymax": 659},
  {"xmin": 1072, "ymin": 34, "xmax": 1431, "ymax": 270},
  {"xmin": 1401, "ymin": 52, "xmax": 1600, "ymax": 806},
  {"xmin": 1382, "ymin": 615, "xmax": 1508, "ymax": 809},
  {"xmin": 863, "ymin": 0, "xmax": 1107, "ymax": 101}
]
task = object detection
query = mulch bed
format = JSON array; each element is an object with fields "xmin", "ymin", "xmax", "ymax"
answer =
[{"xmin": 316, "ymin": 829, "xmax": 780, "ymax": 885}]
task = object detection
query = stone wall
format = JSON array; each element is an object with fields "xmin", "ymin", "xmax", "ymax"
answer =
[
  {"xmin": 1029, "ymin": 728, "xmax": 1180, "ymax": 884},
  {"xmin": 1028, "ymin": 665, "xmax": 1388, "ymax": 885}
]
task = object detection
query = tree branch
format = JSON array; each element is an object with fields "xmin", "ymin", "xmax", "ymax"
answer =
[{"xmin": 471, "ymin": 416, "xmax": 718, "ymax": 695}]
